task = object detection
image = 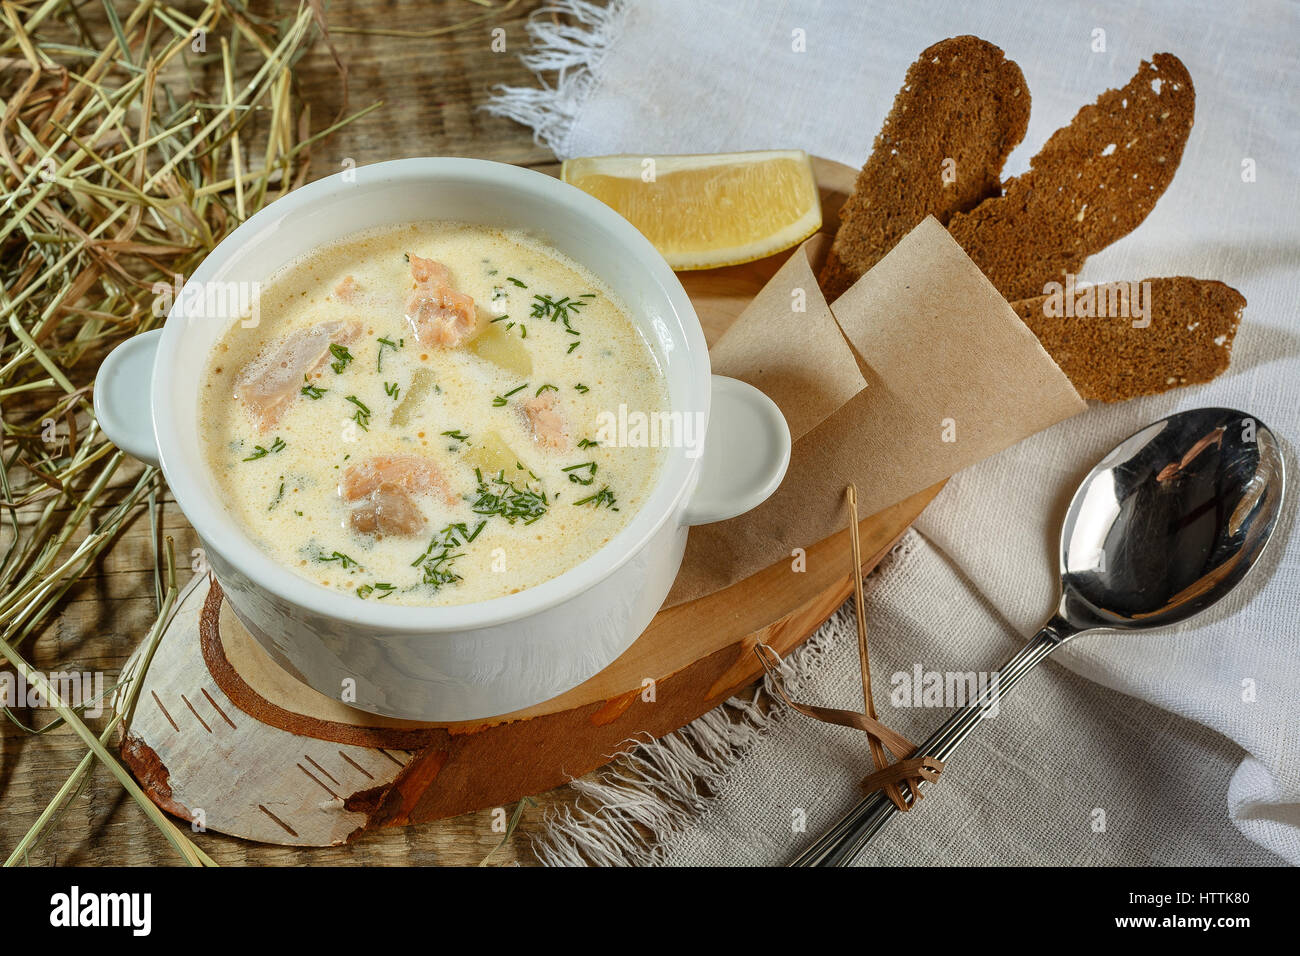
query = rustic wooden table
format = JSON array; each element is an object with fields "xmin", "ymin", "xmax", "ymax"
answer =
[{"xmin": 1, "ymin": 0, "xmax": 587, "ymax": 867}]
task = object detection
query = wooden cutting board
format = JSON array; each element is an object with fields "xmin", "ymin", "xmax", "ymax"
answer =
[{"xmin": 117, "ymin": 158, "xmax": 945, "ymax": 846}]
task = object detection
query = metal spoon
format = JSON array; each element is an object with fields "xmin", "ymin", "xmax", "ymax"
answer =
[{"xmin": 791, "ymin": 406, "xmax": 1287, "ymax": 866}]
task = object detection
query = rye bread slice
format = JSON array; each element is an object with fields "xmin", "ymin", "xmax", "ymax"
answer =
[
  {"xmin": 949, "ymin": 54, "xmax": 1195, "ymax": 302},
  {"xmin": 818, "ymin": 36, "xmax": 1030, "ymax": 300},
  {"xmin": 1011, "ymin": 276, "xmax": 1242, "ymax": 402}
]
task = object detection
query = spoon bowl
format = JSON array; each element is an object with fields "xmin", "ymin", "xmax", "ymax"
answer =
[{"xmin": 1058, "ymin": 407, "xmax": 1285, "ymax": 633}]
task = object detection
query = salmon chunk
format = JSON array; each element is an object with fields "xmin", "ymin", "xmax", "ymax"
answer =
[
  {"xmin": 339, "ymin": 454, "xmax": 454, "ymax": 505},
  {"xmin": 333, "ymin": 275, "xmax": 359, "ymax": 302},
  {"xmin": 404, "ymin": 254, "xmax": 478, "ymax": 348},
  {"xmin": 341, "ymin": 455, "xmax": 456, "ymax": 538},
  {"xmin": 408, "ymin": 255, "xmax": 449, "ymax": 287},
  {"xmin": 348, "ymin": 483, "xmax": 426, "ymax": 537},
  {"xmin": 521, "ymin": 391, "xmax": 569, "ymax": 450},
  {"xmin": 235, "ymin": 320, "xmax": 361, "ymax": 431}
]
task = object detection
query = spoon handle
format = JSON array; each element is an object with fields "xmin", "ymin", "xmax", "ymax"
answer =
[{"xmin": 788, "ymin": 619, "xmax": 1072, "ymax": 866}]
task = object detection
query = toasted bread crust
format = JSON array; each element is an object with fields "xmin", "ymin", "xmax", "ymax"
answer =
[
  {"xmin": 949, "ymin": 54, "xmax": 1195, "ymax": 302},
  {"xmin": 1012, "ymin": 277, "xmax": 1242, "ymax": 402},
  {"xmin": 819, "ymin": 36, "xmax": 1030, "ymax": 300}
]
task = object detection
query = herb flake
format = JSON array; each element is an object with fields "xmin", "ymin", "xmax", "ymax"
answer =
[
  {"xmin": 329, "ymin": 343, "xmax": 354, "ymax": 374},
  {"xmin": 573, "ymin": 485, "xmax": 618, "ymax": 511},
  {"xmin": 242, "ymin": 437, "xmax": 286, "ymax": 461},
  {"xmin": 472, "ymin": 469, "xmax": 549, "ymax": 525},
  {"xmin": 301, "ymin": 376, "xmax": 327, "ymax": 399}
]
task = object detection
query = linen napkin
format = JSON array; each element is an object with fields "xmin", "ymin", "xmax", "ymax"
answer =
[
  {"xmin": 534, "ymin": 534, "xmax": 1279, "ymax": 866},
  {"xmin": 489, "ymin": 0, "xmax": 1300, "ymax": 864}
]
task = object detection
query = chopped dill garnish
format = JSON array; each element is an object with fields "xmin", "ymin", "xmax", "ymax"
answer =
[
  {"xmin": 421, "ymin": 555, "xmax": 461, "ymax": 590},
  {"xmin": 561, "ymin": 461, "xmax": 598, "ymax": 486},
  {"xmin": 441, "ymin": 429, "xmax": 469, "ymax": 442},
  {"xmin": 472, "ymin": 469, "xmax": 549, "ymax": 525},
  {"xmin": 529, "ymin": 293, "xmax": 589, "ymax": 325},
  {"xmin": 574, "ymin": 383, "xmax": 589, "ymax": 393},
  {"xmin": 577, "ymin": 437, "xmax": 599, "ymax": 449},
  {"xmin": 492, "ymin": 383, "xmax": 528, "ymax": 407},
  {"xmin": 242, "ymin": 437, "xmax": 286, "ymax": 461},
  {"xmin": 574, "ymin": 485, "xmax": 618, "ymax": 510},
  {"xmin": 315, "ymin": 550, "xmax": 362, "ymax": 570},
  {"xmin": 329, "ymin": 343, "xmax": 354, "ymax": 374},
  {"xmin": 535, "ymin": 383, "xmax": 558, "ymax": 396},
  {"xmin": 384, "ymin": 381, "xmax": 400, "ymax": 399},
  {"xmin": 506, "ymin": 276, "xmax": 527, "ymax": 288},
  {"xmin": 411, "ymin": 521, "xmax": 486, "ymax": 567},
  {"xmin": 567, "ymin": 341, "xmax": 581, "ymax": 354},
  {"xmin": 377, "ymin": 336, "xmax": 401, "ymax": 372},
  {"xmin": 345, "ymin": 395, "xmax": 371, "ymax": 431},
  {"xmin": 268, "ymin": 478, "xmax": 285, "ymax": 510},
  {"xmin": 410, "ymin": 521, "xmax": 486, "ymax": 591},
  {"xmin": 489, "ymin": 316, "xmax": 527, "ymax": 338},
  {"xmin": 301, "ymin": 376, "xmax": 327, "ymax": 399},
  {"xmin": 357, "ymin": 582, "xmax": 397, "ymax": 600}
]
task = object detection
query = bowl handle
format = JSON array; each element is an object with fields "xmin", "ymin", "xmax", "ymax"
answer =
[
  {"xmin": 93, "ymin": 329, "xmax": 162, "ymax": 468},
  {"xmin": 682, "ymin": 375, "xmax": 791, "ymax": 526}
]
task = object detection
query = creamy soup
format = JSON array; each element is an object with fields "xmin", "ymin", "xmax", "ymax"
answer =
[{"xmin": 199, "ymin": 221, "xmax": 668, "ymax": 607}]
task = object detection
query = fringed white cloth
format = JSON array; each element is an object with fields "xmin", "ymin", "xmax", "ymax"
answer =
[
  {"xmin": 482, "ymin": 0, "xmax": 631, "ymax": 157},
  {"xmin": 532, "ymin": 591, "xmax": 852, "ymax": 867}
]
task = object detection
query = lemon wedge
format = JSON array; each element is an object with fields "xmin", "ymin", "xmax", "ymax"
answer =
[{"xmin": 561, "ymin": 150, "xmax": 822, "ymax": 270}]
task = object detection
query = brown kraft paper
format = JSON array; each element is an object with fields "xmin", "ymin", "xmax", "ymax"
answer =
[{"xmin": 665, "ymin": 216, "xmax": 1086, "ymax": 607}]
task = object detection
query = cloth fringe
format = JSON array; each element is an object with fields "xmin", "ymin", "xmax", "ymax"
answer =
[
  {"xmin": 481, "ymin": 0, "xmax": 632, "ymax": 158},
  {"xmin": 531, "ymin": 531, "xmax": 922, "ymax": 866}
]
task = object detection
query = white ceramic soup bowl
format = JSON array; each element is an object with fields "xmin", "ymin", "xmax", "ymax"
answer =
[{"xmin": 94, "ymin": 157, "xmax": 790, "ymax": 721}]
